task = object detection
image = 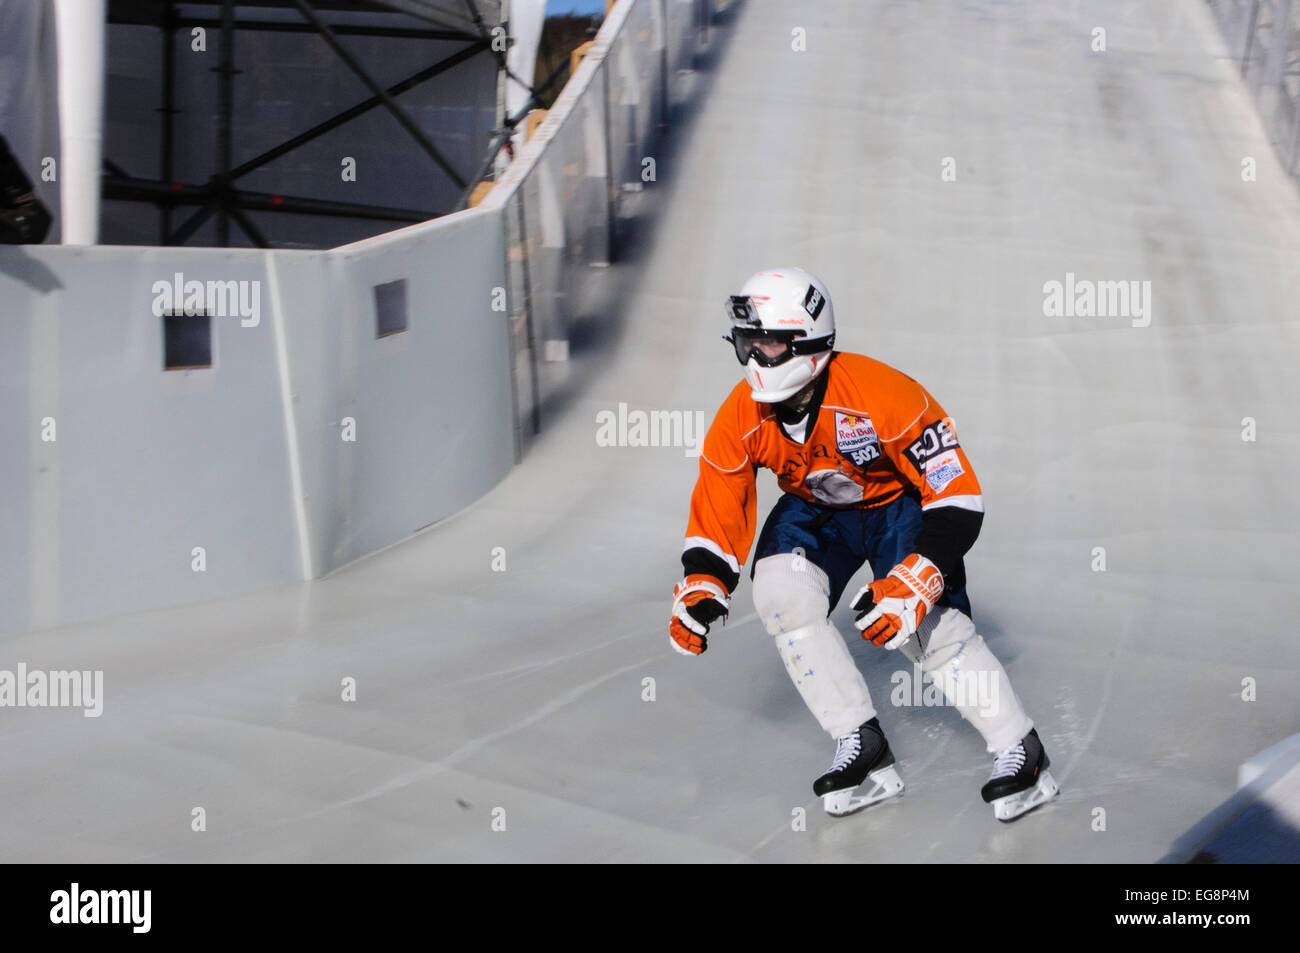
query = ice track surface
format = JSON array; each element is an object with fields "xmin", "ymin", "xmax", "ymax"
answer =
[{"xmin": 4, "ymin": 0, "xmax": 1300, "ymax": 862}]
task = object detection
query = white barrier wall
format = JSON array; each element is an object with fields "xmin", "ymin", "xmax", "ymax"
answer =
[
  {"xmin": 0, "ymin": 215, "xmax": 511, "ymax": 633},
  {"xmin": 318, "ymin": 209, "xmax": 513, "ymax": 571},
  {"xmin": 0, "ymin": 245, "xmax": 306, "ymax": 632},
  {"xmin": 0, "ymin": 0, "xmax": 719, "ymax": 636}
]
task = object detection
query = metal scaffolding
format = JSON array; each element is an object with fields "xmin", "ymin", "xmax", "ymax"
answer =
[{"xmin": 102, "ymin": 0, "xmax": 518, "ymax": 247}]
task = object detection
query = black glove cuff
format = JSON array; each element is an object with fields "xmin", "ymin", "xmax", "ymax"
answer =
[{"xmin": 686, "ymin": 598, "xmax": 727, "ymax": 628}]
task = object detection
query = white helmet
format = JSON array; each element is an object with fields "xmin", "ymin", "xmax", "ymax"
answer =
[{"xmin": 724, "ymin": 267, "xmax": 836, "ymax": 403}]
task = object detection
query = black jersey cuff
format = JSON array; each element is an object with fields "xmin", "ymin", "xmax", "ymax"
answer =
[{"xmin": 914, "ymin": 505, "xmax": 983, "ymax": 584}]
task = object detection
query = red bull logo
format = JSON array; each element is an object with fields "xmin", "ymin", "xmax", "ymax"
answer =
[{"xmin": 833, "ymin": 411, "xmax": 880, "ymax": 466}]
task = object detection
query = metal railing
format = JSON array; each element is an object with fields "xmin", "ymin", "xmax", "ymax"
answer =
[
  {"xmin": 1208, "ymin": 0, "xmax": 1300, "ymax": 177},
  {"xmin": 482, "ymin": 0, "xmax": 717, "ymax": 448}
]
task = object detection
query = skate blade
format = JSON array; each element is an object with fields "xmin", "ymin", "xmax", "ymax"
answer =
[
  {"xmin": 822, "ymin": 765, "xmax": 905, "ymax": 817},
  {"xmin": 991, "ymin": 769, "xmax": 1060, "ymax": 822}
]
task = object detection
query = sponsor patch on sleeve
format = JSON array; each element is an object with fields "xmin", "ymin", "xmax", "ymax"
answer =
[
  {"xmin": 905, "ymin": 418, "xmax": 960, "ymax": 471},
  {"xmin": 924, "ymin": 449, "xmax": 964, "ymax": 493}
]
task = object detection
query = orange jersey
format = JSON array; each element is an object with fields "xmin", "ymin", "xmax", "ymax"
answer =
[{"xmin": 682, "ymin": 352, "xmax": 982, "ymax": 592}]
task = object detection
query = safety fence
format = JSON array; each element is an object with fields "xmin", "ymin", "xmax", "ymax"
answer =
[
  {"xmin": 1208, "ymin": 0, "xmax": 1300, "ymax": 177},
  {"xmin": 485, "ymin": 0, "xmax": 717, "ymax": 439}
]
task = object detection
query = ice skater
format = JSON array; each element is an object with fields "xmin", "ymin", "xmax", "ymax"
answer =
[{"xmin": 668, "ymin": 267, "xmax": 1059, "ymax": 821}]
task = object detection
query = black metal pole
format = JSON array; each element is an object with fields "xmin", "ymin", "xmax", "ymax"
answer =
[
  {"xmin": 459, "ymin": 0, "xmax": 531, "ymax": 90},
  {"xmin": 450, "ymin": 57, "xmax": 574, "ymax": 213},
  {"xmin": 530, "ymin": 54, "xmax": 573, "ymax": 111},
  {"xmin": 214, "ymin": 0, "xmax": 235, "ymax": 246},
  {"xmin": 226, "ymin": 204, "xmax": 269, "ymax": 248},
  {"xmin": 1241, "ymin": 0, "xmax": 1260, "ymax": 78},
  {"xmin": 460, "ymin": 0, "xmax": 492, "ymax": 46},
  {"xmin": 601, "ymin": 56, "xmax": 616, "ymax": 261},
  {"xmin": 515, "ymin": 194, "xmax": 541, "ymax": 436},
  {"xmin": 104, "ymin": 175, "xmax": 436, "ymax": 223},
  {"xmin": 452, "ymin": 127, "xmax": 511, "ymax": 211},
  {"xmin": 225, "ymin": 190, "xmax": 433, "ymax": 221},
  {"xmin": 169, "ymin": 201, "xmax": 219, "ymax": 245},
  {"xmin": 659, "ymin": 0, "xmax": 670, "ymax": 133},
  {"xmin": 154, "ymin": 18, "xmax": 478, "ymax": 42},
  {"xmin": 159, "ymin": 1, "xmax": 178, "ymax": 243},
  {"xmin": 1289, "ymin": 93, "xmax": 1300, "ymax": 175}
]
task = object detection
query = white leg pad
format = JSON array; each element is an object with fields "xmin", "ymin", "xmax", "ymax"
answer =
[
  {"xmin": 753, "ymin": 555, "xmax": 875, "ymax": 739},
  {"xmin": 903, "ymin": 607, "xmax": 1032, "ymax": 753}
]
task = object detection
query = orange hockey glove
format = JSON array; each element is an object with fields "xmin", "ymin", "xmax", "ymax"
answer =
[
  {"xmin": 851, "ymin": 554, "xmax": 944, "ymax": 649},
  {"xmin": 669, "ymin": 575, "xmax": 729, "ymax": 656}
]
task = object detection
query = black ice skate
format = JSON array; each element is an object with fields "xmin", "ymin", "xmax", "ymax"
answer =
[
  {"xmin": 981, "ymin": 728, "xmax": 1060, "ymax": 822},
  {"xmin": 813, "ymin": 717, "xmax": 904, "ymax": 816}
]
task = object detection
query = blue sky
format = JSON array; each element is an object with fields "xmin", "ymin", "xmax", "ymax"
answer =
[{"xmin": 547, "ymin": 0, "xmax": 607, "ymax": 15}]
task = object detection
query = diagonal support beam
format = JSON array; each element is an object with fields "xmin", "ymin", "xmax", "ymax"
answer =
[
  {"xmin": 227, "ymin": 40, "xmax": 486, "ymax": 182},
  {"xmin": 451, "ymin": 54, "xmax": 574, "ymax": 211},
  {"xmin": 459, "ymin": 0, "xmax": 535, "ymax": 94},
  {"xmin": 290, "ymin": 0, "xmax": 469, "ymax": 190},
  {"xmin": 168, "ymin": 200, "xmax": 218, "ymax": 245},
  {"xmin": 226, "ymin": 203, "xmax": 270, "ymax": 248}
]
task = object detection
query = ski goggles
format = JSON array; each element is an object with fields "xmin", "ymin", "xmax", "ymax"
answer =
[
  {"xmin": 725, "ymin": 295, "xmax": 795, "ymax": 366},
  {"xmin": 726, "ymin": 326, "xmax": 801, "ymax": 367}
]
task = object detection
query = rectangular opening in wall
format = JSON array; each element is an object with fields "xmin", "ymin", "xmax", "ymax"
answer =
[
  {"xmin": 374, "ymin": 279, "xmax": 408, "ymax": 338},
  {"xmin": 163, "ymin": 311, "xmax": 212, "ymax": 369}
]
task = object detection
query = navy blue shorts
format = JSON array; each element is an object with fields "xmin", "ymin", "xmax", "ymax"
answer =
[{"xmin": 751, "ymin": 493, "xmax": 972, "ymax": 618}]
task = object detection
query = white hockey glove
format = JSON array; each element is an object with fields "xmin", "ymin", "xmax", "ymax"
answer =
[
  {"xmin": 851, "ymin": 554, "xmax": 944, "ymax": 649},
  {"xmin": 669, "ymin": 575, "xmax": 729, "ymax": 656}
]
